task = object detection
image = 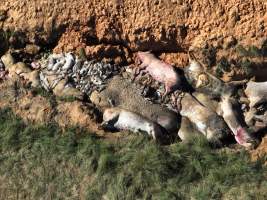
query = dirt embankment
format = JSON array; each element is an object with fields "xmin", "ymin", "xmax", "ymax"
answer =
[{"xmin": 0, "ymin": 0, "xmax": 266, "ymax": 66}]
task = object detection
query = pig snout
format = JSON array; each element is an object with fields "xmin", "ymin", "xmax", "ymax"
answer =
[{"xmin": 234, "ymin": 127, "xmax": 257, "ymax": 148}]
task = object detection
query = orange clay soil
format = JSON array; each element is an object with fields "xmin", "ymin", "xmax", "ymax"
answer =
[{"xmin": 0, "ymin": 0, "xmax": 266, "ymax": 66}]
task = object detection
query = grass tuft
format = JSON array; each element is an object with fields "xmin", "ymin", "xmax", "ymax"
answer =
[
  {"xmin": 240, "ymin": 59, "xmax": 254, "ymax": 76},
  {"xmin": 0, "ymin": 108, "xmax": 266, "ymax": 199},
  {"xmin": 247, "ymin": 46, "xmax": 262, "ymax": 57},
  {"xmin": 215, "ymin": 57, "xmax": 231, "ymax": 77},
  {"xmin": 236, "ymin": 45, "xmax": 249, "ymax": 57},
  {"xmin": 202, "ymin": 46, "xmax": 217, "ymax": 69},
  {"xmin": 236, "ymin": 44, "xmax": 267, "ymax": 58}
]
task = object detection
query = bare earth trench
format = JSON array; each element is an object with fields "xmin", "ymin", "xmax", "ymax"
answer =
[{"xmin": 0, "ymin": 1, "xmax": 267, "ymax": 160}]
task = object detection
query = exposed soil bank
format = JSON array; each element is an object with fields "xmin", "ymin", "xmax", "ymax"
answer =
[{"xmin": 0, "ymin": 0, "xmax": 266, "ymax": 66}]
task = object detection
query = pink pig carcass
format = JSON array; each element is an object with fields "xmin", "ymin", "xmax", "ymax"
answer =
[{"xmin": 135, "ymin": 51, "xmax": 182, "ymax": 97}]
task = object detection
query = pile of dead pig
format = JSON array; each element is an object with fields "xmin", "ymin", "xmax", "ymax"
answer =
[{"xmin": 0, "ymin": 50, "xmax": 267, "ymax": 149}]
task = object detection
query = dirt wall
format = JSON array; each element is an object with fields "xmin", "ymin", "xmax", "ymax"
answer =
[{"xmin": 0, "ymin": 0, "xmax": 266, "ymax": 65}]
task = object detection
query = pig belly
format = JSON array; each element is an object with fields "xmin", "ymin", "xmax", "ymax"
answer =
[
  {"xmin": 147, "ymin": 61, "xmax": 177, "ymax": 83},
  {"xmin": 146, "ymin": 66, "xmax": 166, "ymax": 83}
]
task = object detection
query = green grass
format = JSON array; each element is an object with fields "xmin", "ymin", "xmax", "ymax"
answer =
[
  {"xmin": 56, "ymin": 95, "xmax": 77, "ymax": 102},
  {"xmin": 31, "ymin": 86, "xmax": 77, "ymax": 103},
  {"xmin": 201, "ymin": 46, "xmax": 217, "ymax": 69},
  {"xmin": 215, "ymin": 57, "xmax": 231, "ymax": 77},
  {"xmin": 240, "ymin": 59, "xmax": 254, "ymax": 76},
  {"xmin": 0, "ymin": 29, "xmax": 11, "ymax": 55},
  {"xmin": 0, "ymin": 108, "xmax": 266, "ymax": 200},
  {"xmin": 262, "ymin": 40, "xmax": 267, "ymax": 57},
  {"xmin": 218, "ymin": 57, "xmax": 231, "ymax": 72},
  {"xmin": 79, "ymin": 47, "xmax": 87, "ymax": 61},
  {"xmin": 236, "ymin": 44, "xmax": 267, "ymax": 58},
  {"xmin": 30, "ymin": 86, "xmax": 58, "ymax": 109},
  {"xmin": 30, "ymin": 86, "xmax": 51, "ymax": 97}
]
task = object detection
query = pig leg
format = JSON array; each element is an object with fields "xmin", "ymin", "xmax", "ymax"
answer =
[
  {"xmin": 171, "ymin": 91, "xmax": 183, "ymax": 111},
  {"xmin": 131, "ymin": 67, "xmax": 140, "ymax": 82},
  {"xmin": 162, "ymin": 82, "xmax": 172, "ymax": 99},
  {"xmin": 131, "ymin": 64, "xmax": 147, "ymax": 82},
  {"xmin": 132, "ymin": 70, "xmax": 148, "ymax": 84},
  {"xmin": 156, "ymin": 82, "xmax": 174, "ymax": 101},
  {"xmin": 143, "ymin": 73, "xmax": 153, "ymax": 85}
]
